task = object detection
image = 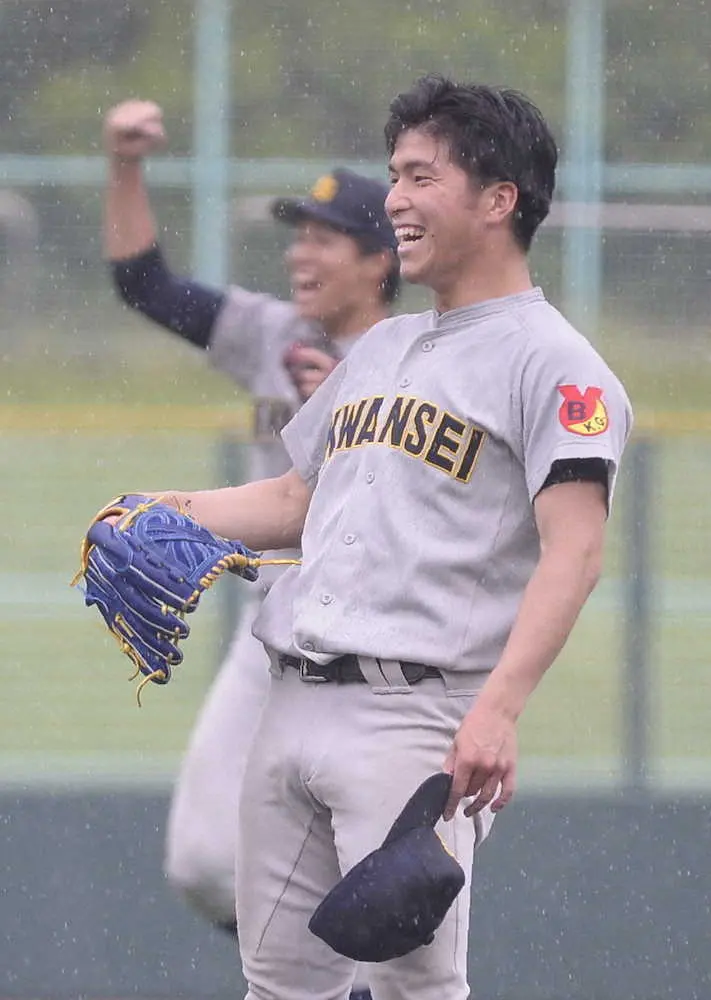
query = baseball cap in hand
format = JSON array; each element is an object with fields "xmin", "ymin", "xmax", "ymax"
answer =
[
  {"xmin": 308, "ymin": 772, "xmax": 465, "ymax": 963},
  {"xmin": 271, "ymin": 168, "xmax": 397, "ymax": 252}
]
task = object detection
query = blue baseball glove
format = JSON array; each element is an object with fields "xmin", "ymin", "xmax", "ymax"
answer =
[{"xmin": 71, "ymin": 493, "xmax": 269, "ymax": 703}]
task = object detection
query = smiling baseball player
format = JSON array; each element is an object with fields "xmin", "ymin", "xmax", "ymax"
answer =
[
  {"xmin": 101, "ymin": 76, "xmax": 633, "ymax": 1000},
  {"xmin": 102, "ymin": 100, "xmax": 398, "ymax": 1000}
]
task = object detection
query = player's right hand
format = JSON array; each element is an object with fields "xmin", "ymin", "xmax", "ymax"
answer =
[
  {"xmin": 283, "ymin": 344, "xmax": 340, "ymax": 401},
  {"xmin": 442, "ymin": 701, "xmax": 517, "ymax": 821},
  {"xmin": 103, "ymin": 100, "xmax": 167, "ymax": 161}
]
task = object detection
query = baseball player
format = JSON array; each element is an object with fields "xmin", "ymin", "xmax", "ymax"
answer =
[
  {"xmin": 102, "ymin": 100, "xmax": 398, "ymax": 999},
  {"xmin": 113, "ymin": 74, "xmax": 633, "ymax": 1000}
]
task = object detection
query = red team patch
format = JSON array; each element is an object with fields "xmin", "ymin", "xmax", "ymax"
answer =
[{"xmin": 557, "ymin": 385, "xmax": 609, "ymax": 436}]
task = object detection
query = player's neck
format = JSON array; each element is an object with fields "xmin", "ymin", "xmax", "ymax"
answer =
[{"xmin": 434, "ymin": 251, "xmax": 533, "ymax": 314}]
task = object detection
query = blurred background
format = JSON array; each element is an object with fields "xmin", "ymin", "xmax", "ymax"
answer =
[{"xmin": 1, "ymin": 1, "xmax": 710, "ymax": 998}]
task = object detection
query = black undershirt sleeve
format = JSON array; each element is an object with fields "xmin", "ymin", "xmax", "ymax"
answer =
[
  {"xmin": 539, "ymin": 457, "xmax": 609, "ymax": 494},
  {"xmin": 110, "ymin": 244, "xmax": 227, "ymax": 349}
]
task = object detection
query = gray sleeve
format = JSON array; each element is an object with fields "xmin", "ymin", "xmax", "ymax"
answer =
[
  {"xmin": 519, "ymin": 339, "xmax": 634, "ymax": 506},
  {"xmin": 206, "ymin": 286, "xmax": 302, "ymax": 392},
  {"xmin": 280, "ymin": 362, "xmax": 349, "ymax": 488}
]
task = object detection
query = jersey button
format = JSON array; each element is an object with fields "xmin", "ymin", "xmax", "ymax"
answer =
[
  {"xmin": 422, "ymin": 340, "xmax": 434, "ymax": 352},
  {"xmin": 344, "ymin": 534, "xmax": 356, "ymax": 545},
  {"xmin": 321, "ymin": 593, "xmax": 334, "ymax": 605},
  {"xmin": 399, "ymin": 376, "xmax": 411, "ymax": 388},
  {"xmin": 365, "ymin": 472, "xmax": 375, "ymax": 484},
  {"xmin": 302, "ymin": 641, "xmax": 315, "ymax": 652}
]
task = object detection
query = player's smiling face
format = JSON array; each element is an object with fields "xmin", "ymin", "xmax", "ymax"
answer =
[
  {"xmin": 385, "ymin": 128, "xmax": 503, "ymax": 309},
  {"xmin": 285, "ymin": 220, "xmax": 382, "ymax": 332}
]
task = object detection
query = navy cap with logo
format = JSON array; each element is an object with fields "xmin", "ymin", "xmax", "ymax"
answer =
[
  {"xmin": 308, "ymin": 772, "xmax": 466, "ymax": 963},
  {"xmin": 271, "ymin": 168, "xmax": 397, "ymax": 253}
]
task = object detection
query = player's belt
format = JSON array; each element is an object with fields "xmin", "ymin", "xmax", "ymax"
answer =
[{"xmin": 278, "ymin": 653, "xmax": 442, "ymax": 685}]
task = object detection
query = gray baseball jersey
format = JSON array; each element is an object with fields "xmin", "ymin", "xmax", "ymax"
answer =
[
  {"xmin": 253, "ymin": 287, "xmax": 633, "ymax": 670},
  {"xmin": 208, "ymin": 286, "xmax": 358, "ymax": 586},
  {"xmin": 209, "ymin": 286, "xmax": 321, "ymax": 481}
]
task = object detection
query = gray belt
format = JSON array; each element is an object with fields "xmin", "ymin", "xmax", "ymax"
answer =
[{"xmin": 279, "ymin": 653, "xmax": 442, "ymax": 685}]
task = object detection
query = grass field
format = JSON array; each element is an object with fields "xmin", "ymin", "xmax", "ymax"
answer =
[{"xmin": 2, "ymin": 333, "xmax": 711, "ymax": 791}]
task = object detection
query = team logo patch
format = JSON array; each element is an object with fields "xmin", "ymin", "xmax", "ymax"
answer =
[
  {"xmin": 558, "ymin": 385, "xmax": 609, "ymax": 436},
  {"xmin": 311, "ymin": 174, "xmax": 339, "ymax": 202}
]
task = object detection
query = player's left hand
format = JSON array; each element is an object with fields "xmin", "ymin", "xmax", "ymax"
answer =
[
  {"xmin": 71, "ymin": 493, "xmax": 262, "ymax": 702},
  {"xmin": 442, "ymin": 702, "xmax": 518, "ymax": 821},
  {"xmin": 283, "ymin": 344, "xmax": 339, "ymax": 401}
]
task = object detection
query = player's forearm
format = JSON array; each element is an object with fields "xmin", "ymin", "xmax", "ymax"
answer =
[
  {"xmin": 158, "ymin": 470, "xmax": 311, "ymax": 552},
  {"xmin": 104, "ymin": 158, "xmax": 158, "ymax": 260},
  {"xmin": 476, "ymin": 541, "xmax": 603, "ymax": 722}
]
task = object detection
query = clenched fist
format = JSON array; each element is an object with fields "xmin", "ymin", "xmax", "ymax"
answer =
[{"xmin": 103, "ymin": 100, "xmax": 167, "ymax": 161}]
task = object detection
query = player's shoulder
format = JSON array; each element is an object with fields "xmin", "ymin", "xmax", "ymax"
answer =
[
  {"xmin": 218, "ymin": 284, "xmax": 304, "ymax": 338},
  {"xmin": 512, "ymin": 292, "xmax": 613, "ymax": 370},
  {"xmin": 512, "ymin": 293, "xmax": 631, "ymax": 412}
]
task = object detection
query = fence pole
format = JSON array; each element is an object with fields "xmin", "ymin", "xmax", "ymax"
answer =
[
  {"xmin": 622, "ymin": 436, "xmax": 653, "ymax": 793},
  {"xmin": 563, "ymin": 0, "xmax": 605, "ymax": 336},
  {"xmin": 192, "ymin": 0, "xmax": 231, "ymax": 284}
]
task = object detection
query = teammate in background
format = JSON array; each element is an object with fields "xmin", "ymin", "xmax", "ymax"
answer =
[
  {"xmin": 136, "ymin": 75, "xmax": 633, "ymax": 1000},
  {"xmin": 102, "ymin": 99, "xmax": 398, "ymax": 1000}
]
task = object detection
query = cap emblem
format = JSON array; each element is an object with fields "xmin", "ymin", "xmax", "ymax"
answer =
[{"xmin": 311, "ymin": 174, "xmax": 339, "ymax": 203}]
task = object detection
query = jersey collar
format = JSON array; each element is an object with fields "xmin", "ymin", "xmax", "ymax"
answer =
[{"xmin": 432, "ymin": 287, "xmax": 546, "ymax": 329}]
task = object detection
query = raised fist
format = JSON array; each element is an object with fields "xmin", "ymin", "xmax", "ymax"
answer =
[{"xmin": 103, "ymin": 100, "xmax": 167, "ymax": 161}]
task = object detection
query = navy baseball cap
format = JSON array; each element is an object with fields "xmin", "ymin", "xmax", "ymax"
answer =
[
  {"xmin": 271, "ymin": 168, "xmax": 397, "ymax": 252},
  {"xmin": 308, "ymin": 772, "xmax": 465, "ymax": 963}
]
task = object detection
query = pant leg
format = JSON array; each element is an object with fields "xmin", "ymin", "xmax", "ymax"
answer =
[
  {"xmin": 311, "ymin": 676, "xmax": 484, "ymax": 1000},
  {"xmin": 236, "ymin": 668, "xmax": 357, "ymax": 1000},
  {"xmin": 164, "ymin": 597, "xmax": 270, "ymax": 926},
  {"xmin": 236, "ymin": 666, "xmax": 489, "ymax": 1000}
]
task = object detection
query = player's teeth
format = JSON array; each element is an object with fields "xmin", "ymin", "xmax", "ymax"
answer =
[{"xmin": 396, "ymin": 227, "xmax": 424, "ymax": 243}]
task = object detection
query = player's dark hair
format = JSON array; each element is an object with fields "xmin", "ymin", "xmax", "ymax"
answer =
[
  {"xmin": 353, "ymin": 236, "xmax": 401, "ymax": 304},
  {"xmin": 384, "ymin": 74, "xmax": 558, "ymax": 251}
]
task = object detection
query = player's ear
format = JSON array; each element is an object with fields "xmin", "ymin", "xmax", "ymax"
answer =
[{"xmin": 487, "ymin": 181, "xmax": 518, "ymax": 225}]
